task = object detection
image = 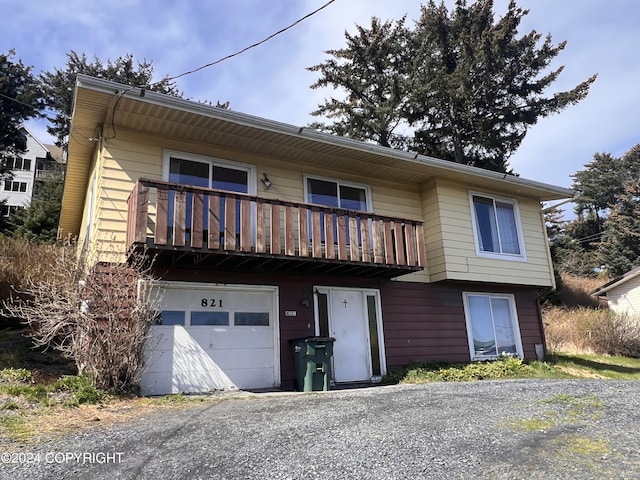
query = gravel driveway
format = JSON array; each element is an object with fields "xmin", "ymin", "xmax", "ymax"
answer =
[{"xmin": 3, "ymin": 379, "xmax": 640, "ymax": 479}]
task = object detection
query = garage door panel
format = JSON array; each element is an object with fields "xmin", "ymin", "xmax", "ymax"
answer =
[
  {"xmin": 211, "ymin": 328, "xmax": 272, "ymax": 349},
  {"xmin": 139, "ymin": 371, "xmax": 174, "ymax": 395},
  {"xmin": 172, "ymin": 367, "xmax": 235, "ymax": 393},
  {"xmin": 209, "ymin": 347, "xmax": 275, "ymax": 369},
  {"xmin": 228, "ymin": 368, "xmax": 276, "ymax": 390},
  {"xmin": 143, "ymin": 349, "xmax": 173, "ymax": 373},
  {"xmin": 148, "ymin": 326, "xmax": 178, "ymax": 350},
  {"xmin": 141, "ymin": 283, "xmax": 279, "ymax": 395}
]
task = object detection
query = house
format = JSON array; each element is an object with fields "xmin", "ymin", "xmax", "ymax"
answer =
[
  {"xmin": 1, "ymin": 125, "xmax": 65, "ymax": 217},
  {"xmin": 591, "ymin": 266, "xmax": 640, "ymax": 319},
  {"xmin": 59, "ymin": 74, "xmax": 573, "ymax": 395}
]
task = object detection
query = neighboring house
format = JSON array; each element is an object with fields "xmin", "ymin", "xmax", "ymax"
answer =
[
  {"xmin": 0, "ymin": 125, "xmax": 65, "ymax": 217},
  {"xmin": 591, "ymin": 266, "xmax": 640, "ymax": 319},
  {"xmin": 59, "ymin": 75, "xmax": 573, "ymax": 395}
]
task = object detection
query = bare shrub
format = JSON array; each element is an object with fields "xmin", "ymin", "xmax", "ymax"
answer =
[
  {"xmin": 590, "ymin": 312, "xmax": 640, "ymax": 358},
  {"xmin": 543, "ymin": 306, "xmax": 597, "ymax": 354},
  {"xmin": 543, "ymin": 305, "xmax": 640, "ymax": 358},
  {"xmin": 4, "ymin": 243, "xmax": 161, "ymax": 393},
  {"xmin": 0, "ymin": 238, "xmax": 63, "ymax": 325}
]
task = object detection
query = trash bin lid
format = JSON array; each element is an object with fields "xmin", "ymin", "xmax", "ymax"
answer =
[{"xmin": 288, "ymin": 336, "xmax": 336, "ymax": 344}]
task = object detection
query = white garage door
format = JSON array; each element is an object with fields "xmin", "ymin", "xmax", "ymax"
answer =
[{"xmin": 140, "ymin": 283, "xmax": 279, "ymax": 395}]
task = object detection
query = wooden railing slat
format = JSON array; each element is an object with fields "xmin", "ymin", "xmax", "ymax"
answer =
[
  {"xmin": 394, "ymin": 222, "xmax": 406, "ymax": 265},
  {"xmin": 349, "ymin": 216, "xmax": 359, "ymax": 262},
  {"xmin": 405, "ymin": 223, "xmax": 416, "ymax": 266},
  {"xmin": 191, "ymin": 192, "xmax": 203, "ymax": 248},
  {"xmin": 134, "ymin": 182, "xmax": 149, "ymax": 244},
  {"xmin": 337, "ymin": 214, "xmax": 347, "ymax": 261},
  {"xmin": 240, "ymin": 198, "xmax": 251, "ymax": 251},
  {"xmin": 311, "ymin": 209, "xmax": 322, "ymax": 258},
  {"xmin": 256, "ymin": 201, "xmax": 266, "ymax": 253},
  {"xmin": 155, "ymin": 188, "xmax": 168, "ymax": 245},
  {"xmin": 208, "ymin": 194, "xmax": 220, "ymax": 249},
  {"xmin": 383, "ymin": 219, "xmax": 394, "ymax": 264},
  {"xmin": 372, "ymin": 219, "xmax": 384, "ymax": 263},
  {"xmin": 284, "ymin": 204, "xmax": 295, "ymax": 256},
  {"xmin": 324, "ymin": 211, "xmax": 335, "ymax": 260},
  {"xmin": 174, "ymin": 190, "xmax": 186, "ymax": 247},
  {"xmin": 270, "ymin": 203, "xmax": 280, "ymax": 255},
  {"xmin": 416, "ymin": 224, "xmax": 426, "ymax": 267},
  {"xmin": 224, "ymin": 196, "xmax": 236, "ymax": 250},
  {"xmin": 361, "ymin": 217, "xmax": 371, "ymax": 263},
  {"xmin": 298, "ymin": 206, "xmax": 309, "ymax": 257}
]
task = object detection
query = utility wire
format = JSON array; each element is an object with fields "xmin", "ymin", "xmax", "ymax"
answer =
[
  {"xmin": 147, "ymin": 0, "xmax": 336, "ymax": 87},
  {"xmin": 0, "ymin": 92, "xmax": 41, "ymax": 112}
]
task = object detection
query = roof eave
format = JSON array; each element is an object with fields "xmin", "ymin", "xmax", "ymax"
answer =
[{"xmin": 74, "ymin": 74, "xmax": 574, "ymax": 202}]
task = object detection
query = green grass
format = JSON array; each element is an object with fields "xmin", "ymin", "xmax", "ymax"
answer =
[
  {"xmin": 552, "ymin": 353, "xmax": 640, "ymax": 380},
  {"xmin": 52, "ymin": 375, "xmax": 104, "ymax": 406},
  {"xmin": 386, "ymin": 352, "xmax": 640, "ymax": 385},
  {"xmin": 0, "ymin": 415, "xmax": 33, "ymax": 442}
]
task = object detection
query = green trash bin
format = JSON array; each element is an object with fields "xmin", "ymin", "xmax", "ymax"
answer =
[{"xmin": 289, "ymin": 336, "xmax": 336, "ymax": 392}]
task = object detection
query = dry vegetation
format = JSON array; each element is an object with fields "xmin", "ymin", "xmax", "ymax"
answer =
[
  {"xmin": 0, "ymin": 238, "xmax": 62, "ymax": 327},
  {"xmin": 543, "ymin": 274, "xmax": 640, "ymax": 357}
]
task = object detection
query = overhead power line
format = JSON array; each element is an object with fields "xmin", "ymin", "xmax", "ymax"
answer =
[
  {"xmin": 0, "ymin": 92, "xmax": 40, "ymax": 111},
  {"xmin": 148, "ymin": 0, "xmax": 336, "ymax": 86}
]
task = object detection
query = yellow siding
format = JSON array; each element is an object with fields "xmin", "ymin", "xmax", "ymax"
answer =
[
  {"xmin": 431, "ymin": 180, "xmax": 553, "ymax": 287},
  {"xmin": 84, "ymin": 129, "xmax": 553, "ymax": 287},
  {"xmin": 89, "ymin": 130, "xmax": 426, "ymax": 268}
]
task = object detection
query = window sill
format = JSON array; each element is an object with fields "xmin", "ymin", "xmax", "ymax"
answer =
[{"xmin": 476, "ymin": 251, "xmax": 527, "ymax": 262}]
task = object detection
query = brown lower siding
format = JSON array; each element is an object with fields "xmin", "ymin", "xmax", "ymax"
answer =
[{"xmin": 153, "ymin": 267, "xmax": 545, "ymax": 390}]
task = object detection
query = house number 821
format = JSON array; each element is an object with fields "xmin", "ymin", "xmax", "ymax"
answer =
[{"xmin": 201, "ymin": 298, "xmax": 223, "ymax": 308}]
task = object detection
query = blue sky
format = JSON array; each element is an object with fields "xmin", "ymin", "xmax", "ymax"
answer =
[{"xmin": 3, "ymin": 0, "xmax": 639, "ymax": 205}]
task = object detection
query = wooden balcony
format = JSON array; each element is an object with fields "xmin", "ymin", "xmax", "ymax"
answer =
[{"xmin": 126, "ymin": 179, "xmax": 425, "ymax": 278}]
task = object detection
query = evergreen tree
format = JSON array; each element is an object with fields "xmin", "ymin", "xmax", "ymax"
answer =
[
  {"xmin": 308, "ymin": 17, "xmax": 411, "ymax": 150},
  {"xmin": 571, "ymin": 152, "xmax": 637, "ymax": 220},
  {"xmin": 309, "ymin": 0, "xmax": 596, "ymax": 173},
  {"xmin": 40, "ymin": 51, "xmax": 181, "ymax": 144},
  {"xmin": 598, "ymin": 182, "xmax": 640, "ymax": 277},
  {"xmin": 11, "ymin": 167, "xmax": 64, "ymax": 243},
  {"xmin": 566, "ymin": 143, "xmax": 640, "ymax": 276},
  {"xmin": 0, "ymin": 50, "xmax": 45, "ymax": 175}
]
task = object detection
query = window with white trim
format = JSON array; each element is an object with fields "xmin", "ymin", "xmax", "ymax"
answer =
[
  {"xmin": 305, "ymin": 176, "xmax": 370, "ymax": 212},
  {"xmin": 462, "ymin": 292, "xmax": 523, "ymax": 360},
  {"xmin": 470, "ymin": 192, "xmax": 525, "ymax": 260},
  {"xmin": 162, "ymin": 151, "xmax": 256, "ymax": 243},
  {"xmin": 304, "ymin": 175, "xmax": 371, "ymax": 245}
]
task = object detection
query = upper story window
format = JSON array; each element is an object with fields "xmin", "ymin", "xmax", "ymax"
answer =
[
  {"xmin": 305, "ymin": 176, "xmax": 370, "ymax": 211},
  {"xmin": 164, "ymin": 151, "xmax": 256, "ymax": 194},
  {"xmin": 3, "ymin": 181, "xmax": 28, "ymax": 192},
  {"xmin": 2, "ymin": 156, "xmax": 31, "ymax": 171},
  {"xmin": 469, "ymin": 192, "xmax": 525, "ymax": 261}
]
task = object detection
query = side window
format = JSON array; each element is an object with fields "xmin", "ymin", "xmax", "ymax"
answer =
[
  {"xmin": 470, "ymin": 192, "xmax": 525, "ymax": 259},
  {"xmin": 462, "ymin": 293, "xmax": 523, "ymax": 360}
]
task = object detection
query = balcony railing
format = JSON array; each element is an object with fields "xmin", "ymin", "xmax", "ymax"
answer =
[{"xmin": 126, "ymin": 179, "xmax": 425, "ymax": 277}]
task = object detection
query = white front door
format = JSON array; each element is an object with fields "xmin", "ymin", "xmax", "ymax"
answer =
[{"xmin": 315, "ymin": 287, "xmax": 385, "ymax": 383}]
